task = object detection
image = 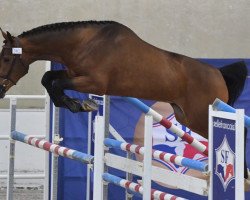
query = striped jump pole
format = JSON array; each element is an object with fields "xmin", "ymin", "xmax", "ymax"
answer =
[
  {"xmin": 124, "ymin": 97, "xmax": 208, "ymax": 156},
  {"xmin": 104, "ymin": 138, "xmax": 208, "ymax": 172},
  {"xmin": 11, "ymin": 131, "xmax": 94, "ymax": 164},
  {"xmin": 103, "ymin": 173, "xmax": 186, "ymax": 200},
  {"xmin": 212, "ymin": 98, "xmax": 250, "ymax": 127}
]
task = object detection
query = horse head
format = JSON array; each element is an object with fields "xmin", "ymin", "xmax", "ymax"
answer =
[{"xmin": 0, "ymin": 28, "xmax": 29, "ymax": 98}]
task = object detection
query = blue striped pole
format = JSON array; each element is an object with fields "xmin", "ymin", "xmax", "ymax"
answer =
[
  {"xmin": 103, "ymin": 173, "xmax": 186, "ymax": 200},
  {"xmin": 124, "ymin": 97, "xmax": 208, "ymax": 156},
  {"xmin": 104, "ymin": 138, "xmax": 208, "ymax": 172},
  {"xmin": 212, "ymin": 98, "xmax": 250, "ymax": 127},
  {"xmin": 11, "ymin": 131, "xmax": 94, "ymax": 164}
]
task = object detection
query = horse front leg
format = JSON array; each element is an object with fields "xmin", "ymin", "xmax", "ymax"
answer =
[
  {"xmin": 51, "ymin": 77, "xmax": 98, "ymax": 113},
  {"xmin": 41, "ymin": 70, "xmax": 69, "ymax": 107},
  {"xmin": 41, "ymin": 70, "xmax": 97, "ymax": 112}
]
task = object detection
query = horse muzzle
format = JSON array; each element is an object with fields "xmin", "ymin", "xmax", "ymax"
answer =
[{"xmin": 0, "ymin": 85, "xmax": 6, "ymax": 98}]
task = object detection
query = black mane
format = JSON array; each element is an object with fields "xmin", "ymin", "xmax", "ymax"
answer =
[{"xmin": 18, "ymin": 20, "xmax": 116, "ymax": 38}]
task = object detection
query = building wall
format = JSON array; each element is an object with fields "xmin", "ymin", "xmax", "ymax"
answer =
[{"xmin": 0, "ymin": 0, "xmax": 249, "ymax": 108}]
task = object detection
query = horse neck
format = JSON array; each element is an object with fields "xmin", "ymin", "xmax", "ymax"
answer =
[{"xmin": 18, "ymin": 31, "xmax": 86, "ymax": 66}]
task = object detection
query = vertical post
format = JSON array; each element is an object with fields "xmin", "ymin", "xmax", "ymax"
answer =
[
  {"xmin": 208, "ymin": 106, "xmax": 213, "ymax": 200},
  {"xmin": 125, "ymin": 152, "xmax": 133, "ymax": 200},
  {"xmin": 7, "ymin": 98, "xmax": 17, "ymax": 200},
  {"xmin": 50, "ymin": 105, "xmax": 60, "ymax": 200},
  {"xmin": 87, "ymin": 95, "xmax": 104, "ymax": 200},
  {"xmin": 93, "ymin": 116, "xmax": 105, "ymax": 200},
  {"xmin": 102, "ymin": 95, "xmax": 110, "ymax": 200},
  {"xmin": 235, "ymin": 109, "xmax": 244, "ymax": 199},
  {"xmin": 44, "ymin": 60, "xmax": 51, "ymax": 200},
  {"xmin": 86, "ymin": 99, "xmax": 93, "ymax": 200},
  {"xmin": 143, "ymin": 115, "xmax": 153, "ymax": 200}
]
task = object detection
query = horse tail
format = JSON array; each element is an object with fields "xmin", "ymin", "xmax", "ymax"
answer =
[{"xmin": 219, "ymin": 61, "xmax": 247, "ymax": 106}]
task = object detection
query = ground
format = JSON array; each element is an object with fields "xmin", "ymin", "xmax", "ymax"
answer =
[{"xmin": 0, "ymin": 187, "xmax": 43, "ymax": 200}]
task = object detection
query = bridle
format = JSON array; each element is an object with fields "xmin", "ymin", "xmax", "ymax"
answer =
[{"xmin": 0, "ymin": 39, "xmax": 28, "ymax": 91}]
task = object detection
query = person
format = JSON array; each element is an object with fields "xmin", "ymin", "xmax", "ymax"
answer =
[{"xmin": 133, "ymin": 101, "xmax": 208, "ymax": 187}]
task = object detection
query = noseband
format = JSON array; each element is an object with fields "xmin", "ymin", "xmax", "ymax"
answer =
[{"xmin": 0, "ymin": 40, "xmax": 28, "ymax": 90}]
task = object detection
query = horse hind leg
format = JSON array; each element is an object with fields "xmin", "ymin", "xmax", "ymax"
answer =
[
  {"xmin": 170, "ymin": 103, "xmax": 189, "ymax": 127},
  {"xmin": 171, "ymin": 100, "xmax": 209, "ymax": 138}
]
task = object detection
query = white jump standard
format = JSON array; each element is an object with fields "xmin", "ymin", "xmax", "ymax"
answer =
[
  {"xmin": 93, "ymin": 99, "xmax": 246, "ymax": 199},
  {"xmin": 94, "ymin": 116, "xmax": 196, "ymax": 200}
]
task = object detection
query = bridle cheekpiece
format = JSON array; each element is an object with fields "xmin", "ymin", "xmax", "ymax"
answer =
[{"xmin": 0, "ymin": 39, "xmax": 28, "ymax": 96}]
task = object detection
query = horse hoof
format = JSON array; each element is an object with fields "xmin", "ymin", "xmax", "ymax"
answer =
[{"xmin": 81, "ymin": 99, "xmax": 98, "ymax": 112}]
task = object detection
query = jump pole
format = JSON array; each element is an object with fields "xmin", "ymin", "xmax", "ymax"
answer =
[
  {"xmin": 124, "ymin": 97, "xmax": 208, "ymax": 156},
  {"xmin": 102, "ymin": 173, "xmax": 186, "ymax": 200},
  {"xmin": 104, "ymin": 138, "xmax": 208, "ymax": 172},
  {"xmin": 212, "ymin": 98, "xmax": 250, "ymax": 127},
  {"xmin": 11, "ymin": 131, "xmax": 94, "ymax": 164}
]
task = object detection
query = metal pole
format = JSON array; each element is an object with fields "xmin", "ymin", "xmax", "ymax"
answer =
[
  {"xmin": 0, "ymin": 174, "xmax": 45, "ymax": 179},
  {"xmin": 6, "ymin": 98, "xmax": 17, "ymax": 200},
  {"xmin": 5, "ymin": 95, "xmax": 46, "ymax": 99},
  {"xmin": 102, "ymin": 95, "xmax": 110, "ymax": 200},
  {"xmin": 125, "ymin": 152, "xmax": 134, "ymax": 200},
  {"xmin": 143, "ymin": 115, "xmax": 153, "ymax": 200},
  {"xmin": 50, "ymin": 106, "xmax": 61, "ymax": 200},
  {"xmin": 44, "ymin": 60, "xmax": 51, "ymax": 200},
  {"xmin": 93, "ymin": 116, "xmax": 105, "ymax": 200},
  {"xmin": 86, "ymin": 95, "xmax": 93, "ymax": 200},
  {"xmin": 235, "ymin": 109, "xmax": 245, "ymax": 199}
]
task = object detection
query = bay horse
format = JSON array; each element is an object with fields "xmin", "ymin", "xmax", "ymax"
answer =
[{"xmin": 0, "ymin": 21, "xmax": 248, "ymax": 178}]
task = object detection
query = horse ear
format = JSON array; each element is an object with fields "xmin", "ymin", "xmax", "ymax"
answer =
[
  {"xmin": 6, "ymin": 31, "xmax": 14, "ymax": 43},
  {"xmin": 0, "ymin": 28, "xmax": 8, "ymax": 40}
]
